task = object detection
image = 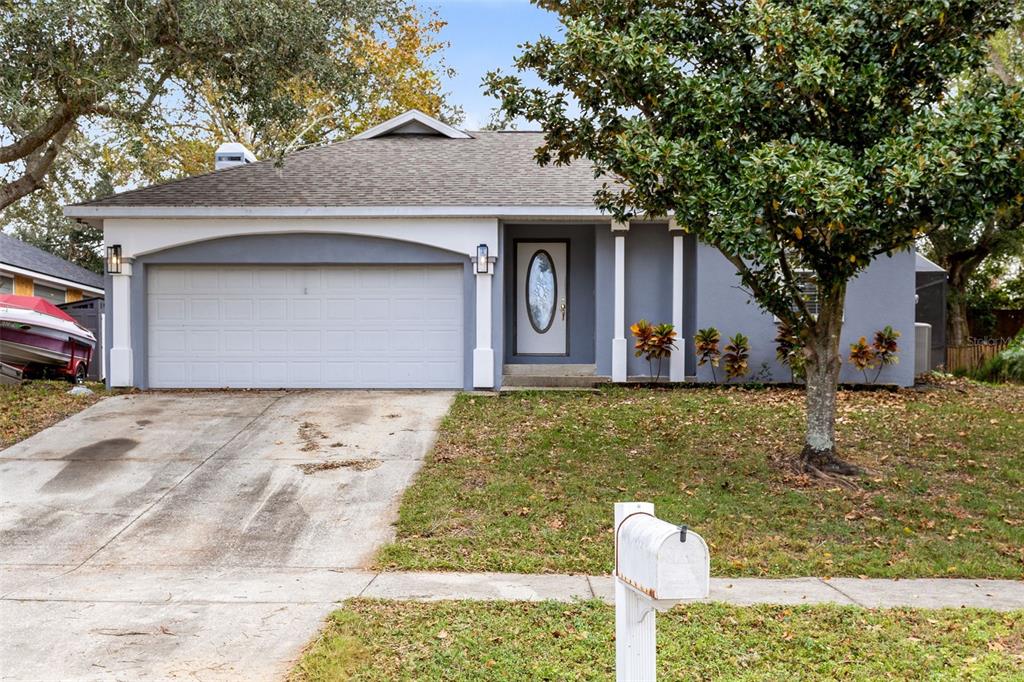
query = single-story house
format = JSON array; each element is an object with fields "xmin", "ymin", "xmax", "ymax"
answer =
[
  {"xmin": 65, "ymin": 110, "xmax": 916, "ymax": 390},
  {"xmin": 0, "ymin": 232, "xmax": 104, "ymax": 304}
]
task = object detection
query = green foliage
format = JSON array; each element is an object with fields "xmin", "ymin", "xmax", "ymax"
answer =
[
  {"xmin": 723, "ymin": 332, "xmax": 751, "ymax": 382},
  {"xmin": 0, "ymin": 0, "xmax": 415, "ymax": 209},
  {"xmin": 694, "ymin": 327, "xmax": 722, "ymax": 383},
  {"xmin": 132, "ymin": 8, "xmax": 461, "ymax": 183},
  {"xmin": 485, "ymin": 0, "xmax": 1014, "ymax": 327},
  {"xmin": 774, "ymin": 320, "xmax": 805, "ymax": 382},
  {"xmin": 972, "ymin": 330, "xmax": 1024, "ymax": 382},
  {"xmin": 485, "ymin": 0, "xmax": 1015, "ymax": 457},
  {"xmin": 630, "ymin": 319, "xmax": 677, "ymax": 382},
  {"xmin": 963, "ymin": 254, "xmax": 1024, "ymax": 336}
]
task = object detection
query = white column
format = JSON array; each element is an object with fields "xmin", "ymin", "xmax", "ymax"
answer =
[
  {"xmin": 612, "ymin": 222, "xmax": 628, "ymax": 383},
  {"xmin": 615, "ymin": 501, "xmax": 656, "ymax": 681},
  {"xmin": 669, "ymin": 224, "xmax": 686, "ymax": 383},
  {"xmin": 473, "ymin": 261, "xmax": 494, "ymax": 389},
  {"xmin": 109, "ymin": 261, "xmax": 133, "ymax": 387}
]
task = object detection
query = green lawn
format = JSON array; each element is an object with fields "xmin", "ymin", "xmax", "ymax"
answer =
[
  {"xmin": 0, "ymin": 380, "xmax": 108, "ymax": 448},
  {"xmin": 377, "ymin": 381, "xmax": 1024, "ymax": 578},
  {"xmin": 291, "ymin": 600, "xmax": 1024, "ymax": 681}
]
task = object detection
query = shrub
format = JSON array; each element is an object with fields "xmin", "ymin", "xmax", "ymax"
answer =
[
  {"xmin": 871, "ymin": 326, "xmax": 901, "ymax": 383},
  {"xmin": 774, "ymin": 321, "xmax": 805, "ymax": 383},
  {"xmin": 694, "ymin": 327, "xmax": 722, "ymax": 383},
  {"xmin": 849, "ymin": 336, "xmax": 878, "ymax": 383},
  {"xmin": 630, "ymin": 320, "xmax": 677, "ymax": 382},
  {"xmin": 723, "ymin": 333, "xmax": 750, "ymax": 382},
  {"xmin": 971, "ymin": 331, "xmax": 1024, "ymax": 383}
]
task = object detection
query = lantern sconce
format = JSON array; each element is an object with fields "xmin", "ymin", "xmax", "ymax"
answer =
[
  {"xmin": 476, "ymin": 243, "xmax": 489, "ymax": 274},
  {"xmin": 106, "ymin": 245, "xmax": 122, "ymax": 274}
]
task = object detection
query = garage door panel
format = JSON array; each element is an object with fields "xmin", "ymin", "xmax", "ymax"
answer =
[{"xmin": 148, "ymin": 264, "xmax": 463, "ymax": 388}]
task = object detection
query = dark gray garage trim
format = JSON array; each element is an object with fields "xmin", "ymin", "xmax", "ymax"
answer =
[{"xmin": 112, "ymin": 233, "xmax": 475, "ymax": 389}]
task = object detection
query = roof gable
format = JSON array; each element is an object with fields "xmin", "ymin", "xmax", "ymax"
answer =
[{"xmin": 351, "ymin": 109, "xmax": 472, "ymax": 140}]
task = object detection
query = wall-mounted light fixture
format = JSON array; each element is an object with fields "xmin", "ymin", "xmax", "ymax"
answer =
[
  {"xmin": 476, "ymin": 243, "xmax": 489, "ymax": 274},
  {"xmin": 106, "ymin": 245, "xmax": 122, "ymax": 274}
]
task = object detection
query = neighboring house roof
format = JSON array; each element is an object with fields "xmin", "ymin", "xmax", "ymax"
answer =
[
  {"xmin": 915, "ymin": 253, "xmax": 946, "ymax": 273},
  {"xmin": 68, "ymin": 126, "xmax": 609, "ymax": 215},
  {"xmin": 0, "ymin": 232, "xmax": 105, "ymax": 291}
]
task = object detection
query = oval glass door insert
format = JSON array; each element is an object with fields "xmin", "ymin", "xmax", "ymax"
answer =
[{"xmin": 526, "ymin": 250, "xmax": 557, "ymax": 333}]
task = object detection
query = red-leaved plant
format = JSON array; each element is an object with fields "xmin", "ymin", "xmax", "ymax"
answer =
[
  {"xmin": 631, "ymin": 320, "xmax": 677, "ymax": 382},
  {"xmin": 694, "ymin": 327, "xmax": 722, "ymax": 383}
]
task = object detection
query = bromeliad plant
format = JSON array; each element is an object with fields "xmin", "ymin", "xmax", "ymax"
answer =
[
  {"xmin": 630, "ymin": 320, "xmax": 677, "ymax": 382},
  {"xmin": 723, "ymin": 333, "xmax": 750, "ymax": 382},
  {"xmin": 775, "ymin": 321, "xmax": 806, "ymax": 383},
  {"xmin": 694, "ymin": 327, "xmax": 722, "ymax": 383}
]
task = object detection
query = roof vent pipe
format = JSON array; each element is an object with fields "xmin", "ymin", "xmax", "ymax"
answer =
[{"xmin": 214, "ymin": 142, "xmax": 257, "ymax": 170}]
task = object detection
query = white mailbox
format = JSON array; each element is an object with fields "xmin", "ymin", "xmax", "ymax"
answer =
[{"xmin": 614, "ymin": 502, "xmax": 710, "ymax": 681}]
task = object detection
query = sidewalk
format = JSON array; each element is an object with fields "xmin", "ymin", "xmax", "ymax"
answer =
[{"xmin": 5, "ymin": 565, "xmax": 1022, "ymax": 611}]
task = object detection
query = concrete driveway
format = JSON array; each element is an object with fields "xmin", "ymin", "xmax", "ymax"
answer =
[{"xmin": 0, "ymin": 390, "xmax": 454, "ymax": 681}]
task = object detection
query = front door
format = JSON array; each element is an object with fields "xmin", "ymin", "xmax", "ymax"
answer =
[{"xmin": 515, "ymin": 241, "xmax": 568, "ymax": 355}]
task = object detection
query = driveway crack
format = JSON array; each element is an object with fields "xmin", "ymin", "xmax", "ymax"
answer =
[{"xmin": 59, "ymin": 393, "xmax": 288, "ymax": 577}]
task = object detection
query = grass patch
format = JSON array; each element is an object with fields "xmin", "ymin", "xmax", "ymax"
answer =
[
  {"xmin": 0, "ymin": 380, "xmax": 109, "ymax": 448},
  {"xmin": 377, "ymin": 381, "xmax": 1024, "ymax": 578},
  {"xmin": 291, "ymin": 600, "xmax": 1024, "ymax": 681}
]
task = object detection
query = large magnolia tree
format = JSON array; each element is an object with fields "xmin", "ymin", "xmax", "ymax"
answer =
[
  {"xmin": 486, "ymin": 0, "xmax": 1014, "ymax": 475},
  {"xmin": 0, "ymin": 0, "xmax": 409, "ymax": 211}
]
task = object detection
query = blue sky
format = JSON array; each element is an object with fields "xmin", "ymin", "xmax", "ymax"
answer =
[{"xmin": 429, "ymin": 1, "xmax": 562, "ymax": 128}]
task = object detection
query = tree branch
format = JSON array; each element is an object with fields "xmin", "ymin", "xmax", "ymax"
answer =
[
  {"xmin": 0, "ymin": 118, "xmax": 75, "ymax": 211},
  {"xmin": 0, "ymin": 105, "xmax": 73, "ymax": 164}
]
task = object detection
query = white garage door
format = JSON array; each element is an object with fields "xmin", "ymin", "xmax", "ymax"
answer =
[{"xmin": 147, "ymin": 264, "xmax": 463, "ymax": 388}]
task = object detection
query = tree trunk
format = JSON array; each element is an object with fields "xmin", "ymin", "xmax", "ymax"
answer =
[
  {"xmin": 946, "ymin": 261, "xmax": 972, "ymax": 346},
  {"xmin": 800, "ymin": 282, "xmax": 860, "ymax": 476}
]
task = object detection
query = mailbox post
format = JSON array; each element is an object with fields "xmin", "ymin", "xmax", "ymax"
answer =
[{"xmin": 614, "ymin": 502, "xmax": 710, "ymax": 681}]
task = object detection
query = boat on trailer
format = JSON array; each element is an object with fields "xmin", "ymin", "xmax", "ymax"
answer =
[{"xmin": 0, "ymin": 294, "xmax": 95, "ymax": 383}]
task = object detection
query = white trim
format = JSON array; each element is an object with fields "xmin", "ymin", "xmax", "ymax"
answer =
[
  {"xmin": 351, "ymin": 109, "xmax": 472, "ymax": 140},
  {"xmin": 473, "ymin": 267, "xmax": 495, "ymax": 389},
  {"xmin": 102, "ymin": 217, "xmax": 500, "ymax": 262},
  {"xmin": 612, "ymin": 233, "xmax": 627, "ymax": 383},
  {"xmin": 66, "ymin": 205, "xmax": 608, "ymax": 220},
  {"xmin": 670, "ymin": 233, "xmax": 686, "ymax": 382},
  {"xmin": 109, "ymin": 264, "xmax": 133, "ymax": 387},
  {"xmin": 0, "ymin": 263, "xmax": 104, "ymax": 295}
]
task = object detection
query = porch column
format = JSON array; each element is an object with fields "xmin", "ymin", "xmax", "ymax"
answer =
[
  {"xmin": 473, "ymin": 258, "xmax": 495, "ymax": 389},
  {"xmin": 109, "ymin": 260, "xmax": 133, "ymax": 387},
  {"xmin": 612, "ymin": 221, "xmax": 629, "ymax": 383},
  {"xmin": 669, "ymin": 219, "xmax": 686, "ymax": 382}
]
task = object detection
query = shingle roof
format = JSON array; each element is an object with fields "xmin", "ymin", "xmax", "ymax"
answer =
[
  {"xmin": 72, "ymin": 132, "xmax": 609, "ymax": 210},
  {"xmin": 0, "ymin": 232, "xmax": 104, "ymax": 290}
]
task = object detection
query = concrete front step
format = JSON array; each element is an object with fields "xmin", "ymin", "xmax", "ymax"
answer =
[
  {"xmin": 503, "ymin": 363, "xmax": 597, "ymax": 377},
  {"xmin": 501, "ymin": 374, "xmax": 611, "ymax": 388}
]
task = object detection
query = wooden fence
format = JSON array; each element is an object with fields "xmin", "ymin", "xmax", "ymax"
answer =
[{"xmin": 946, "ymin": 340, "xmax": 1012, "ymax": 373}]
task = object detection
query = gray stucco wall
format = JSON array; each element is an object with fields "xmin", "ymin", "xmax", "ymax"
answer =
[
  {"xmin": 503, "ymin": 224, "xmax": 597, "ymax": 365},
  {"xmin": 117, "ymin": 233, "xmax": 478, "ymax": 390},
  {"xmin": 595, "ymin": 224, "xmax": 697, "ymax": 378},
  {"xmin": 595, "ymin": 228, "xmax": 613, "ymax": 376},
  {"xmin": 624, "ymin": 224, "xmax": 673, "ymax": 377},
  {"xmin": 693, "ymin": 244, "xmax": 917, "ymax": 386}
]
